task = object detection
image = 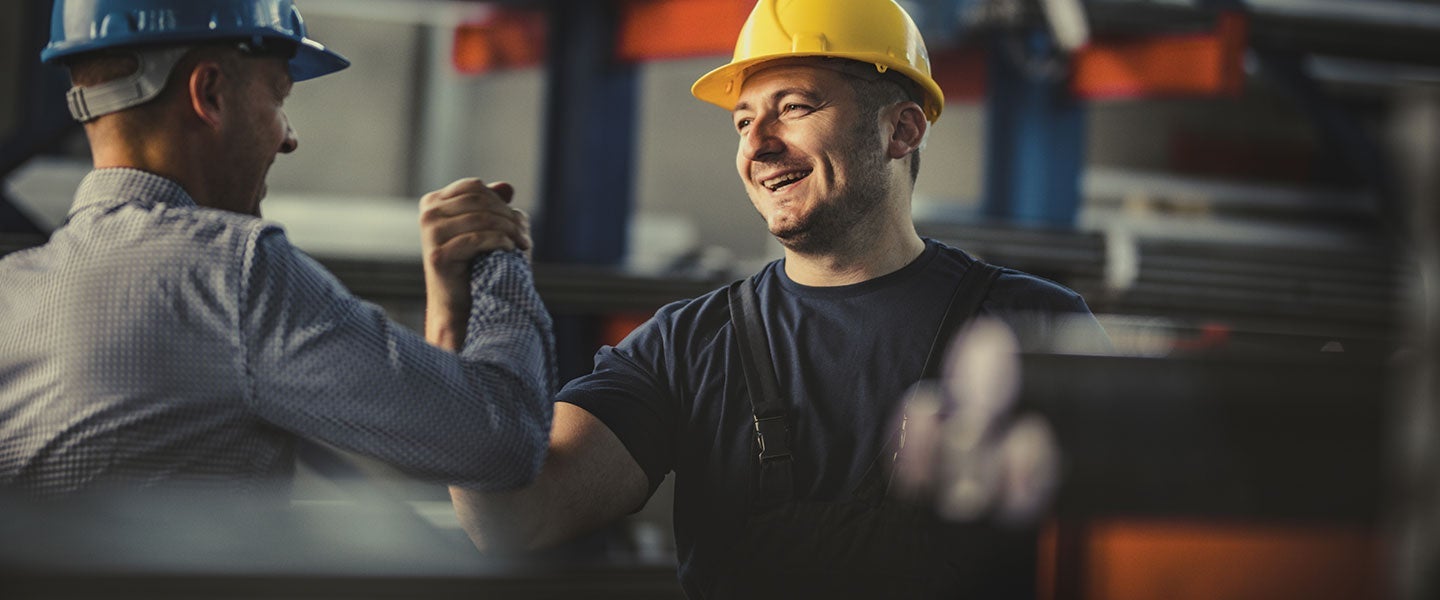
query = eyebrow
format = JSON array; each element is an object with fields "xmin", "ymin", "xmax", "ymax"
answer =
[{"xmin": 733, "ymin": 87, "xmax": 821, "ymax": 114}]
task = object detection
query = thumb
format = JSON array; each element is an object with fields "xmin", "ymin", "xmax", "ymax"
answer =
[{"xmin": 489, "ymin": 182, "xmax": 515, "ymax": 204}]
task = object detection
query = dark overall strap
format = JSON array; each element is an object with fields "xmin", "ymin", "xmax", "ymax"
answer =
[
  {"xmin": 728, "ymin": 277, "xmax": 795, "ymax": 504},
  {"xmin": 853, "ymin": 258, "xmax": 1004, "ymax": 505},
  {"xmin": 919, "ymin": 259, "xmax": 1004, "ymax": 378}
]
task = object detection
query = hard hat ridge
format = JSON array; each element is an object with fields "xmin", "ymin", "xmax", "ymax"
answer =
[
  {"xmin": 42, "ymin": 0, "xmax": 349, "ymax": 83},
  {"xmin": 692, "ymin": 0, "xmax": 945, "ymax": 123}
]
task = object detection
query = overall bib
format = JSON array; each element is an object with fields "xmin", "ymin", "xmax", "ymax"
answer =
[{"xmin": 714, "ymin": 260, "xmax": 1004, "ymax": 599}]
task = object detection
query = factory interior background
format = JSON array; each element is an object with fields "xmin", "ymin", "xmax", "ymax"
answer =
[{"xmin": 2, "ymin": 0, "xmax": 1439, "ymax": 598}]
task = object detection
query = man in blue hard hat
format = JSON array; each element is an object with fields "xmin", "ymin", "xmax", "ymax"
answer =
[{"xmin": 0, "ymin": 0, "xmax": 553, "ymax": 498}]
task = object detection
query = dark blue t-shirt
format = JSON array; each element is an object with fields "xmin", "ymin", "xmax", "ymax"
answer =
[{"xmin": 558, "ymin": 239, "xmax": 1104, "ymax": 595}]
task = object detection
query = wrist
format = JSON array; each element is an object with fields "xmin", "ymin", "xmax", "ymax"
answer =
[{"xmin": 423, "ymin": 268, "xmax": 473, "ymax": 352}]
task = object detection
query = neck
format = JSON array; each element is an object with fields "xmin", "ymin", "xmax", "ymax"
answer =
[
  {"xmin": 782, "ymin": 213, "xmax": 926, "ymax": 287},
  {"xmin": 87, "ymin": 118, "xmax": 214, "ymax": 207}
]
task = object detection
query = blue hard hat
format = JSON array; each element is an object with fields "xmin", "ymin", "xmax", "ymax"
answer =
[{"xmin": 41, "ymin": 0, "xmax": 349, "ymax": 82}]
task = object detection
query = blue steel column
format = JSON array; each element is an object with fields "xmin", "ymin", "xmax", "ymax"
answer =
[
  {"xmin": 535, "ymin": 0, "xmax": 638, "ymax": 382},
  {"xmin": 981, "ymin": 30, "xmax": 1087, "ymax": 226}
]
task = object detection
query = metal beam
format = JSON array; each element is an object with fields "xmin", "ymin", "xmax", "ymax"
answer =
[
  {"xmin": 981, "ymin": 29, "xmax": 1087, "ymax": 226},
  {"xmin": 534, "ymin": 0, "xmax": 636, "ymax": 266},
  {"xmin": 534, "ymin": 0, "xmax": 639, "ymax": 382}
]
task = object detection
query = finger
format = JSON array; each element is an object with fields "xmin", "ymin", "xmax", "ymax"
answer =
[
  {"xmin": 995, "ymin": 416, "xmax": 1060, "ymax": 525},
  {"xmin": 511, "ymin": 208, "xmax": 532, "ymax": 250},
  {"xmin": 435, "ymin": 230, "xmax": 518, "ymax": 265},
  {"xmin": 435, "ymin": 177, "xmax": 491, "ymax": 200},
  {"xmin": 942, "ymin": 317, "xmax": 1021, "ymax": 442},
  {"xmin": 424, "ymin": 212, "xmax": 525, "ymax": 250},
  {"xmin": 892, "ymin": 382, "xmax": 945, "ymax": 501},
  {"xmin": 457, "ymin": 210, "xmax": 528, "ymax": 248},
  {"xmin": 420, "ymin": 193, "xmax": 522, "ymax": 229},
  {"xmin": 419, "ymin": 179, "xmax": 507, "ymax": 220},
  {"xmin": 488, "ymin": 181, "xmax": 515, "ymax": 204}
]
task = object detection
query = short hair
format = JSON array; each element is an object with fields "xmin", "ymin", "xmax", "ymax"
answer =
[
  {"xmin": 64, "ymin": 45, "xmax": 248, "ymax": 120},
  {"xmin": 837, "ymin": 62, "xmax": 926, "ymax": 183},
  {"xmin": 65, "ymin": 51, "xmax": 142, "ymax": 88}
]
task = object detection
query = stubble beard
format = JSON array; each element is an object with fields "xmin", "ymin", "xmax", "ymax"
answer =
[{"xmin": 766, "ymin": 116, "xmax": 891, "ymax": 256}]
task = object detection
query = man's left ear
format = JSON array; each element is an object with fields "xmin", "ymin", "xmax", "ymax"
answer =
[{"xmin": 886, "ymin": 102, "xmax": 928, "ymax": 160}]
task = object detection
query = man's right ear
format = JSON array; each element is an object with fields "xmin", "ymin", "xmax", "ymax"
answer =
[{"xmin": 187, "ymin": 60, "xmax": 226, "ymax": 129}]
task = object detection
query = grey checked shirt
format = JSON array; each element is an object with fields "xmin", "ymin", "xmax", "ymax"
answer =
[{"xmin": 0, "ymin": 169, "xmax": 555, "ymax": 496}]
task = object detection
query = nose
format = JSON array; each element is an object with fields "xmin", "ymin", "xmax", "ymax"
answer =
[
  {"xmin": 279, "ymin": 113, "xmax": 299, "ymax": 154},
  {"xmin": 739, "ymin": 116, "xmax": 783, "ymax": 162}
]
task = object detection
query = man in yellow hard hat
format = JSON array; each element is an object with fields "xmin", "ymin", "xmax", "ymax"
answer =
[{"xmin": 431, "ymin": 0, "xmax": 1106, "ymax": 596}]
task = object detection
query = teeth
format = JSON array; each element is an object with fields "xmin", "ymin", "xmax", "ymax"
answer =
[{"xmin": 763, "ymin": 171, "xmax": 808, "ymax": 191}]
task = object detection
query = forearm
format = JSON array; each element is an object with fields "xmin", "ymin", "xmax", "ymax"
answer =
[
  {"xmin": 424, "ymin": 286, "xmax": 468, "ymax": 352},
  {"xmin": 450, "ymin": 472, "xmax": 568, "ymax": 554},
  {"xmin": 449, "ymin": 457, "xmax": 625, "ymax": 553},
  {"xmin": 449, "ymin": 403, "xmax": 650, "ymax": 553},
  {"xmin": 423, "ymin": 263, "xmax": 471, "ymax": 352},
  {"xmin": 458, "ymin": 251, "xmax": 555, "ymax": 390},
  {"xmin": 244, "ymin": 235, "xmax": 553, "ymax": 487}
]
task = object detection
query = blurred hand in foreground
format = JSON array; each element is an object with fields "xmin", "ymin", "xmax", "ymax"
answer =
[{"xmin": 893, "ymin": 318, "xmax": 1061, "ymax": 525}]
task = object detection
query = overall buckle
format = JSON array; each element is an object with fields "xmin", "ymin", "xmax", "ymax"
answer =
[{"xmin": 753, "ymin": 415, "xmax": 791, "ymax": 462}]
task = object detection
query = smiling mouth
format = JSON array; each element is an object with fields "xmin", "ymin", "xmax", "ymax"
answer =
[{"xmin": 762, "ymin": 170, "xmax": 811, "ymax": 192}]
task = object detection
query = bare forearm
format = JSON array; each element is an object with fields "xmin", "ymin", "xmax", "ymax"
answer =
[
  {"xmin": 450, "ymin": 485, "xmax": 545, "ymax": 553},
  {"xmin": 449, "ymin": 403, "xmax": 650, "ymax": 553},
  {"xmin": 449, "ymin": 467, "xmax": 611, "ymax": 552},
  {"xmin": 424, "ymin": 273, "xmax": 469, "ymax": 352}
]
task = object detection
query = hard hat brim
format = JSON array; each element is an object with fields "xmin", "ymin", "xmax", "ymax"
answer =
[
  {"xmin": 691, "ymin": 53, "xmax": 944, "ymax": 123},
  {"xmin": 42, "ymin": 35, "xmax": 348, "ymax": 83},
  {"xmin": 289, "ymin": 38, "xmax": 350, "ymax": 82}
]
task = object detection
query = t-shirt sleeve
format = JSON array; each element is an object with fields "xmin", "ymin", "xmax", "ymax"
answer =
[
  {"xmin": 985, "ymin": 270, "xmax": 1112, "ymax": 353},
  {"xmin": 557, "ymin": 303, "xmax": 684, "ymax": 496}
]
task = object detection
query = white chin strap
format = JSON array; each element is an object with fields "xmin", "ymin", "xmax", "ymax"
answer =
[{"xmin": 66, "ymin": 46, "xmax": 191, "ymax": 123}]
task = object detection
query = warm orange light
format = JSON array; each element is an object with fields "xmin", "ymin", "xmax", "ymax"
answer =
[
  {"xmin": 452, "ymin": 9, "xmax": 547, "ymax": 75},
  {"xmin": 1073, "ymin": 12, "xmax": 1248, "ymax": 100},
  {"xmin": 616, "ymin": 0, "xmax": 753, "ymax": 62}
]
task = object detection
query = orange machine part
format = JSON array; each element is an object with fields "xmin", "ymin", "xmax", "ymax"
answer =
[
  {"xmin": 452, "ymin": 8, "xmax": 547, "ymax": 75},
  {"xmin": 616, "ymin": 0, "xmax": 752, "ymax": 62},
  {"xmin": 1073, "ymin": 12, "xmax": 1248, "ymax": 100},
  {"xmin": 1038, "ymin": 519, "xmax": 1384, "ymax": 600},
  {"xmin": 458, "ymin": 1, "xmax": 1247, "ymax": 103}
]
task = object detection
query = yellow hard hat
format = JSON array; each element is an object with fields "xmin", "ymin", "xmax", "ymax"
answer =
[{"xmin": 692, "ymin": 0, "xmax": 945, "ymax": 123}]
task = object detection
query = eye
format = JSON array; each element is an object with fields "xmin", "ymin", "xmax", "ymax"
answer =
[
  {"xmin": 735, "ymin": 117, "xmax": 752, "ymax": 132},
  {"xmin": 782, "ymin": 103, "xmax": 813, "ymax": 115}
]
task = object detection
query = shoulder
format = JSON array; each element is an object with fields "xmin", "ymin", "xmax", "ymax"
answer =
[
  {"xmin": 134, "ymin": 203, "xmax": 281, "ymax": 265},
  {"xmin": 632, "ymin": 279, "xmax": 738, "ymax": 351},
  {"xmin": 654, "ymin": 261, "xmax": 785, "ymax": 328},
  {"xmin": 928, "ymin": 241, "xmax": 1089, "ymax": 314},
  {"xmin": 990, "ymin": 267, "xmax": 1090, "ymax": 314},
  {"xmin": 930, "ymin": 241, "xmax": 1108, "ymax": 351},
  {"xmin": 612, "ymin": 260, "xmax": 789, "ymax": 361}
]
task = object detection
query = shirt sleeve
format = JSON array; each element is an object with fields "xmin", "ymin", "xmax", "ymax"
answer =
[
  {"xmin": 985, "ymin": 270, "xmax": 1113, "ymax": 354},
  {"xmin": 556, "ymin": 304, "xmax": 682, "ymax": 496},
  {"xmin": 236, "ymin": 226, "xmax": 554, "ymax": 490}
]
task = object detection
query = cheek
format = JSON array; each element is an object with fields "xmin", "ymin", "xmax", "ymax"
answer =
[{"xmin": 266, "ymin": 110, "xmax": 286, "ymax": 141}]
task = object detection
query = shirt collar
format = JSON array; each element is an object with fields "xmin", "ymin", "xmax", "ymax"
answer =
[{"xmin": 69, "ymin": 168, "xmax": 198, "ymax": 218}]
